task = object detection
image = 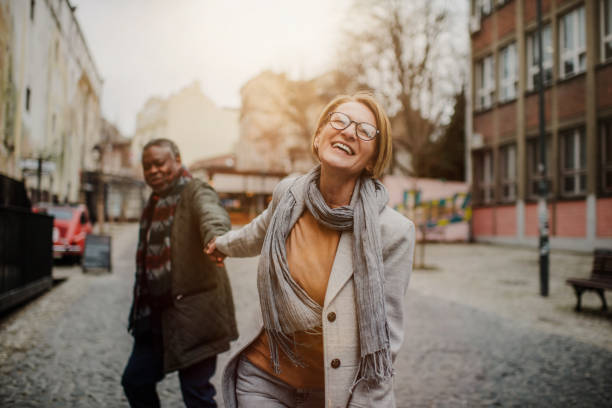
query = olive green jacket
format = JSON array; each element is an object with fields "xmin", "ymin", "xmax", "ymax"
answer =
[{"xmin": 161, "ymin": 179, "xmax": 237, "ymax": 372}]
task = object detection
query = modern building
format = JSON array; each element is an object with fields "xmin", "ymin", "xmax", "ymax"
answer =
[
  {"xmin": 467, "ymin": 0, "xmax": 612, "ymax": 251},
  {"xmin": 0, "ymin": 0, "xmax": 102, "ymax": 204},
  {"xmin": 131, "ymin": 81, "xmax": 239, "ymax": 171}
]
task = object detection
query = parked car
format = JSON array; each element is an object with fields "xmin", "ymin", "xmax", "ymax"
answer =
[{"xmin": 33, "ymin": 203, "xmax": 93, "ymax": 261}]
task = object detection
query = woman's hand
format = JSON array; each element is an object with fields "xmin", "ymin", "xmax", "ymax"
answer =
[{"xmin": 204, "ymin": 237, "xmax": 227, "ymax": 266}]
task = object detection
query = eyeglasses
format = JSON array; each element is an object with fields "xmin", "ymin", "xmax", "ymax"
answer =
[{"xmin": 328, "ymin": 112, "xmax": 379, "ymax": 141}]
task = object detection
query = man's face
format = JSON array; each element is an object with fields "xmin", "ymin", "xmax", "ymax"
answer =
[{"xmin": 142, "ymin": 145, "xmax": 182, "ymax": 194}]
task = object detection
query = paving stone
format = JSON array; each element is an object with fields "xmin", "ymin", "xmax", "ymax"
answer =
[{"xmin": 0, "ymin": 225, "xmax": 610, "ymax": 407}]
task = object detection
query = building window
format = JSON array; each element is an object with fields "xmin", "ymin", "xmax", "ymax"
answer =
[
  {"xmin": 25, "ymin": 87, "xmax": 31, "ymax": 111},
  {"xmin": 560, "ymin": 127, "xmax": 587, "ymax": 196},
  {"xmin": 602, "ymin": 0, "xmax": 612, "ymax": 62},
  {"xmin": 601, "ymin": 118, "xmax": 612, "ymax": 193},
  {"xmin": 500, "ymin": 144, "xmax": 516, "ymax": 201},
  {"xmin": 478, "ymin": 0, "xmax": 493, "ymax": 16},
  {"xmin": 475, "ymin": 55, "xmax": 495, "ymax": 110},
  {"xmin": 499, "ymin": 43, "xmax": 517, "ymax": 102},
  {"xmin": 30, "ymin": 0, "xmax": 35, "ymax": 21},
  {"xmin": 526, "ymin": 136, "xmax": 552, "ymax": 199},
  {"xmin": 472, "ymin": 0, "xmax": 493, "ymax": 18},
  {"xmin": 526, "ymin": 24, "xmax": 553, "ymax": 91},
  {"xmin": 474, "ymin": 150, "xmax": 494, "ymax": 204},
  {"xmin": 559, "ymin": 6, "xmax": 586, "ymax": 79}
]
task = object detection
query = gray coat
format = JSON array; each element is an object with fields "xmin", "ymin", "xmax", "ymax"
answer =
[
  {"xmin": 216, "ymin": 175, "xmax": 415, "ymax": 408},
  {"xmin": 161, "ymin": 179, "xmax": 238, "ymax": 372}
]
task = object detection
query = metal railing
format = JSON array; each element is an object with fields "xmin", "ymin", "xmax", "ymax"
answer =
[{"xmin": 0, "ymin": 206, "xmax": 53, "ymax": 312}]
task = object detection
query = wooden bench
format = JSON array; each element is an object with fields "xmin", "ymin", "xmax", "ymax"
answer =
[{"xmin": 566, "ymin": 249, "xmax": 612, "ymax": 312}]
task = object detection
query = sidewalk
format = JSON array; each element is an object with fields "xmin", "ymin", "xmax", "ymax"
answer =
[
  {"xmin": 0, "ymin": 228, "xmax": 610, "ymax": 407},
  {"xmin": 408, "ymin": 243, "xmax": 612, "ymax": 351}
]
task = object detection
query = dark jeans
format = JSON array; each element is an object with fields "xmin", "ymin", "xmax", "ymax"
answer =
[{"xmin": 121, "ymin": 337, "xmax": 217, "ymax": 408}]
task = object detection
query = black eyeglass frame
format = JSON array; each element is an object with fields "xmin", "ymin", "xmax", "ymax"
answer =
[{"xmin": 327, "ymin": 112, "xmax": 379, "ymax": 141}]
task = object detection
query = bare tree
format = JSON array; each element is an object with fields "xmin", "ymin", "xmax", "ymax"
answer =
[
  {"xmin": 247, "ymin": 70, "xmax": 360, "ymax": 172},
  {"xmin": 339, "ymin": 0, "xmax": 467, "ymax": 178}
]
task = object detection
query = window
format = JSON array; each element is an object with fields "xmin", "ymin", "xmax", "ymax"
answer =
[
  {"xmin": 25, "ymin": 87, "xmax": 31, "ymax": 111},
  {"xmin": 479, "ymin": 0, "xmax": 493, "ymax": 16},
  {"xmin": 559, "ymin": 6, "xmax": 586, "ymax": 78},
  {"xmin": 560, "ymin": 127, "xmax": 587, "ymax": 196},
  {"xmin": 30, "ymin": 0, "xmax": 35, "ymax": 21},
  {"xmin": 472, "ymin": 0, "xmax": 493, "ymax": 17},
  {"xmin": 475, "ymin": 55, "xmax": 495, "ymax": 110},
  {"xmin": 474, "ymin": 150, "xmax": 494, "ymax": 204},
  {"xmin": 601, "ymin": 119, "xmax": 612, "ymax": 193},
  {"xmin": 526, "ymin": 136, "xmax": 552, "ymax": 199},
  {"xmin": 527, "ymin": 24, "xmax": 553, "ymax": 90},
  {"xmin": 602, "ymin": 0, "xmax": 612, "ymax": 62},
  {"xmin": 500, "ymin": 144, "xmax": 516, "ymax": 201},
  {"xmin": 499, "ymin": 43, "xmax": 517, "ymax": 102}
]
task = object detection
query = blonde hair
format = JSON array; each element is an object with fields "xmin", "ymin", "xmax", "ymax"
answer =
[{"xmin": 311, "ymin": 92, "xmax": 392, "ymax": 179}]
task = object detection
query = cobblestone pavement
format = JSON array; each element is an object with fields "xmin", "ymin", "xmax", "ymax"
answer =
[{"xmin": 0, "ymin": 225, "xmax": 610, "ymax": 407}]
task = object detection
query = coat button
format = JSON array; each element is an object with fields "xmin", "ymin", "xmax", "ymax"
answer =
[
  {"xmin": 331, "ymin": 358, "xmax": 341, "ymax": 369},
  {"xmin": 327, "ymin": 312, "xmax": 336, "ymax": 322},
  {"xmin": 176, "ymin": 294, "xmax": 183, "ymax": 301}
]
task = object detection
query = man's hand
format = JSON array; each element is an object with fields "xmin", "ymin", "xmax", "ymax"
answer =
[{"xmin": 204, "ymin": 237, "xmax": 227, "ymax": 266}]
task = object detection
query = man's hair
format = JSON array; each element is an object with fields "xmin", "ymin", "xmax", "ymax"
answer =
[{"xmin": 142, "ymin": 138, "xmax": 181, "ymax": 159}]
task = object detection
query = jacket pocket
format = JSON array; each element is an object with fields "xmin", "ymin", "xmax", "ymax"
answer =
[{"xmin": 165, "ymin": 290, "xmax": 230, "ymax": 354}]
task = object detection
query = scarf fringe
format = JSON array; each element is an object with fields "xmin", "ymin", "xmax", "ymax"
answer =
[{"xmin": 350, "ymin": 348, "xmax": 394, "ymax": 393}]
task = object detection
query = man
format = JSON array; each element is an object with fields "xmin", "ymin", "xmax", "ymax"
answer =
[{"xmin": 122, "ymin": 138, "xmax": 237, "ymax": 408}]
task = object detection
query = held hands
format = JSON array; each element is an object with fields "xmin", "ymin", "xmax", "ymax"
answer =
[{"xmin": 204, "ymin": 237, "xmax": 227, "ymax": 266}]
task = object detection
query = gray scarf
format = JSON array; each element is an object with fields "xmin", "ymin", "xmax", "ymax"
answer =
[{"xmin": 257, "ymin": 165, "xmax": 392, "ymax": 387}]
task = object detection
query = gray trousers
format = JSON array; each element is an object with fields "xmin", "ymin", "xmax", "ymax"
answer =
[{"xmin": 235, "ymin": 356, "xmax": 325, "ymax": 408}]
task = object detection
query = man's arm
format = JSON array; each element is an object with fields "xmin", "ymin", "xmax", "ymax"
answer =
[{"xmin": 189, "ymin": 180, "xmax": 231, "ymax": 246}]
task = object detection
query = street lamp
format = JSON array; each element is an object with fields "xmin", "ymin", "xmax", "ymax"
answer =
[
  {"xmin": 536, "ymin": 0, "xmax": 549, "ymax": 297},
  {"xmin": 92, "ymin": 144, "xmax": 105, "ymax": 234}
]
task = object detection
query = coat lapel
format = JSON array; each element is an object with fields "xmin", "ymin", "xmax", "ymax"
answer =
[{"xmin": 324, "ymin": 231, "xmax": 353, "ymax": 308}]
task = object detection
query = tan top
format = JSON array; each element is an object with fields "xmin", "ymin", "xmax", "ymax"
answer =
[{"xmin": 244, "ymin": 209, "xmax": 340, "ymax": 389}]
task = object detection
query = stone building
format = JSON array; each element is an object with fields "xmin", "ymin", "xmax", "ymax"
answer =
[
  {"xmin": 467, "ymin": 0, "xmax": 612, "ymax": 251},
  {"xmin": 82, "ymin": 119, "xmax": 145, "ymax": 223},
  {"xmin": 0, "ymin": 0, "xmax": 102, "ymax": 204},
  {"xmin": 131, "ymin": 81, "xmax": 239, "ymax": 170}
]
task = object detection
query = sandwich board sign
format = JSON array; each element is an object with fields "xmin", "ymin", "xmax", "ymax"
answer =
[{"xmin": 82, "ymin": 234, "xmax": 112, "ymax": 273}]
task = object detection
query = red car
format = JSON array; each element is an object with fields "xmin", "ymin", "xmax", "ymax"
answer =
[{"xmin": 33, "ymin": 204, "xmax": 93, "ymax": 261}]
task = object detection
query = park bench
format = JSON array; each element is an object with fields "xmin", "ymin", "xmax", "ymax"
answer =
[{"xmin": 566, "ymin": 249, "xmax": 612, "ymax": 312}]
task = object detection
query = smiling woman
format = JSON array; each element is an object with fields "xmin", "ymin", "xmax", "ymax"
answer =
[{"xmin": 206, "ymin": 93, "xmax": 416, "ymax": 407}]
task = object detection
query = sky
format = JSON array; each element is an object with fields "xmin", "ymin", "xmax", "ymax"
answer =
[{"xmin": 72, "ymin": 0, "xmax": 352, "ymax": 136}]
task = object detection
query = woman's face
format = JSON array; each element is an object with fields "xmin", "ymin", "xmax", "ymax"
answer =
[{"xmin": 314, "ymin": 101, "xmax": 378, "ymax": 179}]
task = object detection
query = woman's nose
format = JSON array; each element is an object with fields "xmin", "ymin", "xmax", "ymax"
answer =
[{"xmin": 341, "ymin": 122, "xmax": 357, "ymax": 140}]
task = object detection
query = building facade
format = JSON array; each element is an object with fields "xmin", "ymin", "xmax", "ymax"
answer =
[
  {"xmin": 189, "ymin": 153, "xmax": 285, "ymax": 225},
  {"xmin": 0, "ymin": 0, "xmax": 102, "ymax": 204},
  {"xmin": 467, "ymin": 0, "xmax": 612, "ymax": 251},
  {"xmin": 131, "ymin": 81, "xmax": 239, "ymax": 170},
  {"xmin": 82, "ymin": 119, "xmax": 145, "ymax": 224}
]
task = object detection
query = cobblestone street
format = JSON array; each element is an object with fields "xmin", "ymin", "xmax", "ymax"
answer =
[{"xmin": 1, "ymin": 224, "xmax": 611, "ymax": 407}]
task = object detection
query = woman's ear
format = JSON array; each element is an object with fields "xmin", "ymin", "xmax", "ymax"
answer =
[{"xmin": 314, "ymin": 135, "xmax": 320, "ymax": 152}]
